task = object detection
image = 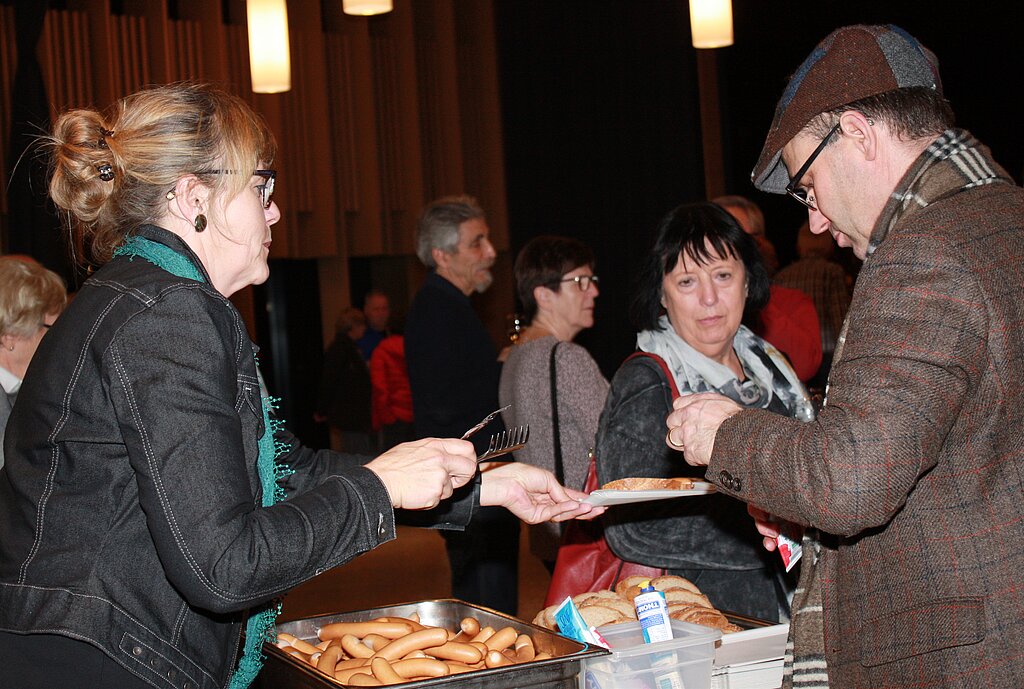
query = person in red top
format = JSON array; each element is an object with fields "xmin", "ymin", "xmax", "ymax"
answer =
[
  {"xmin": 369, "ymin": 331, "xmax": 414, "ymax": 451},
  {"xmin": 714, "ymin": 195, "xmax": 822, "ymax": 382}
]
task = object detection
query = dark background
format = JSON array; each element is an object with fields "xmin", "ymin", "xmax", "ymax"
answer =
[{"xmin": 494, "ymin": 0, "xmax": 1022, "ymax": 378}]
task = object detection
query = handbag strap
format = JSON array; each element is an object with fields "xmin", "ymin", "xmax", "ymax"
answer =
[
  {"xmin": 624, "ymin": 351, "xmax": 680, "ymax": 399},
  {"xmin": 549, "ymin": 341, "xmax": 565, "ymax": 485}
]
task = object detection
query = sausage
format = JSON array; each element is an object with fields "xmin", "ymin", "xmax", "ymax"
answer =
[
  {"xmin": 469, "ymin": 626, "xmax": 495, "ymax": 643},
  {"xmin": 485, "ymin": 649, "xmax": 513, "ymax": 668},
  {"xmin": 514, "ymin": 633, "xmax": 536, "ymax": 662},
  {"xmin": 340, "ymin": 634, "xmax": 375, "ymax": 659},
  {"xmin": 468, "ymin": 641, "xmax": 488, "ymax": 659},
  {"xmin": 370, "ymin": 657, "xmax": 405, "ymax": 685},
  {"xmin": 317, "ymin": 645, "xmax": 345, "ymax": 674},
  {"xmin": 346, "ymin": 671, "xmax": 384, "ymax": 686},
  {"xmin": 363, "ymin": 633, "xmax": 390, "ymax": 651},
  {"xmin": 390, "ymin": 657, "xmax": 449, "ymax": 679},
  {"xmin": 484, "ymin": 625, "xmax": 518, "ymax": 652},
  {"xmin": 335, "ymin": 657, "xmax": 371, "ymax": 671},
  {"xmin": 373, "ymin": 627, "xmax": 450, "ymax": 661},
  {"xmin": 282, "ymin": 647, "xmax": 312, "ymax": 664},
  {"xmin": 375, "ymin": 616, "xmax": 426, "ymax": 632},
  {"xmin": 319, "ymin": 621, "xmax": 415, "ymax": 640},
  {"xmin": 444, "ymin": 661, "xmax": 478, "ymax": 675},
  {"xmin": 277, "ymin": 632, "xmax": 322, "ymax": 656},
  {"xmin": 459, "ymin": 617, "xmax": 481, "ymax": 637},
  {"xmin": 422, "ymin": 640, "xmax": 483, "ymax": 664},
  {"xmin": 335, "ymin": 666, "xmax": 377, "ymax": 684}
]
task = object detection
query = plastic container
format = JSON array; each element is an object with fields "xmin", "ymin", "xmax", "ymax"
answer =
[{"xmin": 581, "ymin": 619, "xmax": 721, "ymax": 689}]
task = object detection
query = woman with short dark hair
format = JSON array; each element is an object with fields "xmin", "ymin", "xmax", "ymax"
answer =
[{"xmin": 596, "ymin": 201, "xmax": 813, "ymax": 620}]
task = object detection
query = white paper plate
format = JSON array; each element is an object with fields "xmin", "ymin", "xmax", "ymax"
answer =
[{"xmin": 583, "ymin": 482, "xmax": 716, "ymax": 505}]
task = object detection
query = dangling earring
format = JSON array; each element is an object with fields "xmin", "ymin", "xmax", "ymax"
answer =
[{"xmin": 194, "ymin": 214, "xmax": 207, "ymax": 232}]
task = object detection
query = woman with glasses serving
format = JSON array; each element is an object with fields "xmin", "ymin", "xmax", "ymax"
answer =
[
  {"xmin": 0, "ymin": 82, "xmax": 598, "ymax": 689},
  {"xmin": 596, "ymin": 202, "xmax": 814, "ymax": 621},
  {"xmin": 499, "ymin": 236, "xmax": 608, "ymax": 572}
]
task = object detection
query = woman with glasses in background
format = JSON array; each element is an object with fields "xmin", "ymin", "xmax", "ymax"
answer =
[
  {"xmin": 0, "ymin": 256, "xmax": 66, "ymax": 471},
  {"xmin": 0, "ymin": 82, "xmax": 597, "ymax": 689},
  {"xmin": 499, "ymin": 235, "xmax": 609, "ymax": 572}
]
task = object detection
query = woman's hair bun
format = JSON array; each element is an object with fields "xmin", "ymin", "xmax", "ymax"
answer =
[{"xmin": 48, "ymin": 109, "xmax": 119, "ymax": 223}]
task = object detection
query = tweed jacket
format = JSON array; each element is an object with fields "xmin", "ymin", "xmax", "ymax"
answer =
[{"xmin": 709, "ymin": 133, "xmax": 1024, "ymax": 688}]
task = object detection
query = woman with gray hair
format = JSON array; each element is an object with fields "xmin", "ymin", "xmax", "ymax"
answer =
[{"xmin": 0, "ymin": 256, "xmax": 67, "ymax": 470}]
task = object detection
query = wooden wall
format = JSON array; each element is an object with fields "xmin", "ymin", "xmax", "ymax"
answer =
[{"xmin": 0, "ymin": 0, "xmax": 510, "ymax": 347}]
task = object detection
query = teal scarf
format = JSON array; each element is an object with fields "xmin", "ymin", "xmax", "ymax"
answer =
[{"xmin": 114, "ymin": 235, "xmax": 292, "ymax": 689}]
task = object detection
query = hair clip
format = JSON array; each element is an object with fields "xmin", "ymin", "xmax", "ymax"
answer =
[
  {"xmin": 96, "ymin": 164, "xmax": 114, "ymax": 182},
  {"xmin": 98, "ymin": 128, "xmax": 114, "ymax": 149}
]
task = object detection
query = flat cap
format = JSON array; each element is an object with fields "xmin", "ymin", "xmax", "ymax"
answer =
[{"xmin": 752, "ymin": 24, "xmax": 942, "ymax": 194}]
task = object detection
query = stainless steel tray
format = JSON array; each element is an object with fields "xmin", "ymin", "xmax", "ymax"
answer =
[{"xmin": 256, "ymin": 599, "xmax": 608, "ymax": 689}]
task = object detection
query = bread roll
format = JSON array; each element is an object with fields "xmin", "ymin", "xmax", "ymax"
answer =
[
  {"xmin": 650, "ymin": 575, "xmax": 702, "ymax": 595},
  {"xmin": 668, "ymin": 603, "xmax": 733, "ymax": 631},
  {"xmin": 578, "ymin": 604, "xmax": 627, "ymax": 629},
  {"xmin": 580, "ymin": 596, "xmax": 636, "ymax": 620},
  {"xmin": 573, "ymin": 590, "xmax": 620, "ymax": 607},
  {"xmin": 601, "ymin": 477, "xmax": 694, "ymax": 491},
  {"xmin": 614, "ymin": 575, "xmax": 651, "ymax": 596},
  {"xmin": 663, "ymin": 588, "xmax": 713, "ymax": 608}
]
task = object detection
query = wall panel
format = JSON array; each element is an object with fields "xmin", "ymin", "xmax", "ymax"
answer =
[{"xmin": 1, "ymin": 0, "xmax": 510, "ymax": 343}]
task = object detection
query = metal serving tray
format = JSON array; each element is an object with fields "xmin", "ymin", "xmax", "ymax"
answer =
[{"xmin": 256, "ymin": 599, "xmax": 608, "ymax": 689}]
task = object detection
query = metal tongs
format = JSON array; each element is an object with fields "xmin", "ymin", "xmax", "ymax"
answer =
[
  {"xmin": 461, "ymin": 404, "xmax": 511, "ymax": 440},
  {"xmin": 476, "ymin": 425, "xmax": 530, "ymax": 463}
]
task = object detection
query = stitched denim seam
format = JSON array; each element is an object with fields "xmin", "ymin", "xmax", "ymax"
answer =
[{"xmin": 18, "ymin": 295, "xmax": 125, "ymax": 584}]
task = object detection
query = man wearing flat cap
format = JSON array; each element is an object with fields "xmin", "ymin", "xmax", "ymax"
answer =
[{"xmin": 667, "ymin": 24, "xmax": 1024, "ymax": 689}]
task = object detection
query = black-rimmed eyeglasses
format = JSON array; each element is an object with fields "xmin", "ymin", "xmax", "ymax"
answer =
[
  {"xmin": 558, "ymin": 275, "xmax": 599, "ymax": 291},
  {"xmin": 785, "ymin": 122, "xmax": 841, "ymax": 212}
]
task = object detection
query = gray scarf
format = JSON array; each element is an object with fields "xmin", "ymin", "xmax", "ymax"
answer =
[{"xmin": 637, "ymin": 316, "xmax": 814, "ymax": 420}]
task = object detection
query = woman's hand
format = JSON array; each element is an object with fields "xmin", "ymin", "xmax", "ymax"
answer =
[
  {"xmin": 366, "ymin": 438, "xmax": 477, "ymax": 510},
  {"xmin": 479, "ymin": 462, "xmax": 606, "ymax": 524},
  {"xmin": 665, "ymin": 392, "xmax": 742, "ymax": 466},
  {"xmin": 748, "ymin": 504, "xmax": 781, "ymax": 552}
]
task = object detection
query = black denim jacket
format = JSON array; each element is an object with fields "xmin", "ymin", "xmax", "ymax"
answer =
[{"xmin": 0, "ymin": 226, "xmax": 474, "ymax": 689}]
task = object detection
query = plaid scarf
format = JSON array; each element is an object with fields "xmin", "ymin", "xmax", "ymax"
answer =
[{"xmin": 782, "ymin": 129, "xmax": 1012, "ymax": 689}]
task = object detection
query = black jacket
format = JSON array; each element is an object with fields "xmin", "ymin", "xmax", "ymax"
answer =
[
  {"xmin": 315, "ymin": 334, "xmax": 372, "ymax": 432},
  {"xmin": 0, "ymin": 226, "xmax": 475, "ymax": 689},
  {"xmin": 405, "ymin": 272, "xmax": 504, "ymax": 455}
]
